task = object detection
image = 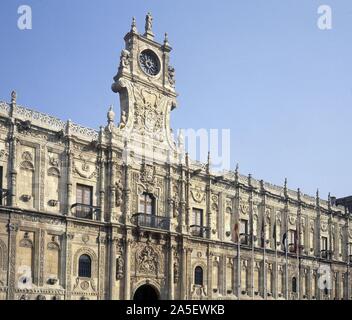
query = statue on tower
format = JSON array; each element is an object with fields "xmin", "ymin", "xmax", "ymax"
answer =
[{"xmin": 144, "ymin": 12, "xmax": 154, "ymax": 39}]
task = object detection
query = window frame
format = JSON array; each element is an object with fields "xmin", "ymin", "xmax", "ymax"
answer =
[
  {"xmin": 78, "ymin": 254, "xmax": 92, "ymax": 278},
  {"xmin": 194, "ymin": 266, "xmax": 204, "ymax": 286}
]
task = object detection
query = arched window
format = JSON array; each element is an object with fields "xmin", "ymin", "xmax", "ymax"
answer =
[
  {"xmin": 292, "ymin": 277, "xmax": 297, "ymax": 293},
  {"xmin": 78, "ymin": 254, "xmax": 92, "ymax": 278},
  {"xmin": 194, "ymin": 266, "xmax": 203, "ymax": 286}
]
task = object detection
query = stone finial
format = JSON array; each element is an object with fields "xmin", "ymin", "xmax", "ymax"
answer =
[
  {"xmin": 207, "ymin": 152, "xmax": 211, "ymax": 174},
  {"xmin": 283, "ymin": 178, "xmax": 288, "ymax": 197},
  {"xmin": 144, "ymin": 12, "xmax": 154, "ymax": 39},
  {"xmin": 297, "ymin": 188, "xmax": 301, "ymax": 202},
  {"xmin": 164, "ymin": 32, "xmax": 169, "ymax": 46},
  {"xmin": 131, "ymin": 17, "xmax": 137, "ymax": 33},
  {"xmin": 316, "ymin": 188, "xmax": 320, "ymax": 207},
  {"xmin": 248, "ymin": 174, "xmax": 252, "ymax": 187},
  {"xmin": 11, "ymin": 90, "xmax": 17, "ymax": 104},
  {"xmin": 328, "ymin": 192, "xmax": 332, "ymax": 211},
  {"xmin": 185, "ymin": 153, "xmax": 189, "ymax": 168},
  {"xmin": 107, "ymin": 105, "xmax": 115, "ymax": 133},
  {"xmin": 235, "ymin": 163, "xmax": 239, "ymax": 179}
]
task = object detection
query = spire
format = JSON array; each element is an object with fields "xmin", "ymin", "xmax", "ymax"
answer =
[
  {"xmin": 316, "ymin": 188, "xmax": 320, "ymax": 207},
  {"xmin": 131, "ymin": 17, "xmax": 137, "ymax": 33},
  {"xmin": 144, "ymin": 12, "xmax": 154, "ymax": 40}
]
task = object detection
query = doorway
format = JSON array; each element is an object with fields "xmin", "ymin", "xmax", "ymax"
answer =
[{"xmin": 133, "ymin": 284, "xmax": 159, "ymax": 301}]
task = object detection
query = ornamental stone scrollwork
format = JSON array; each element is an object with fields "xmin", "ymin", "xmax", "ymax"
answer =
[
  {"xmin": 7, "ymin": 223, "xmax": 19, "ymax": 233},
  {"xmin": 73, "ymin": 156, "xmax": 98, "ymax": 180},
  {"xmin": 140, "ymin": 163, "xmax": 156, "ymax": 185},
  {"xmin": 168, "ymin": 66, "xmax": 176, "ymax": 87},
  {"xmin": 137, "ymin": 245, "xmax": 159, "ymax": 275},
  {"xmin": 240, "ymin": 202, "xmax": 249, "ymax": 215},
  {"xmin": 289, "ymin": 215, "xmax": 296, "ymax": 226},
  {"xmin": 0, "ymin": 149, "xmax": 8, "ymax": 160},
  {"xmin": 191, "ymin": 285, "xmax": 207, "ymax": 299},
  {"xmin": 321, "ymin": 222, "xmax": 328, "ymax": 232},
  {"xmin": 174, "ymin": 250, "xmax": 180, "ymax": 283},
  {"xmin": 191, "ymin": 186, "xmax": 205, "ymax": 204},
  {"xmin": 348, "ymin": 230, "xmax": 352, "ymax": 240},
  {"xmin": 0, "ymin": 239, "xmax": 8, "ymax": 270},
  {"xmin": 19, "ymin": 233, "xmax": 33, "ymax": 248},
  {"xmin": 20, "ymin": 151, "xmax": 34, "ymax": 171},
  {"xmin": 132, "ymin": 85, "xmax": 165, "ymax": 142}
]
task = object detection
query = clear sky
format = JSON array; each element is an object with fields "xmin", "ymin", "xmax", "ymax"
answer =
[{"xmin": 0, "ymin": 0, "xmax": 351, "ymax": 199}]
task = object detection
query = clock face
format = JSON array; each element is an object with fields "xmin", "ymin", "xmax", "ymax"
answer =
[{"xmin": 139, "ymin": 50, "xmax": 160, "ymax": 76}]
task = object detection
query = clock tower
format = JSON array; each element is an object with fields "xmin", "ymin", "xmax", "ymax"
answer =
[{"xmin": 111, "ymin": 13, "xmax": 181, "ymax": 164}]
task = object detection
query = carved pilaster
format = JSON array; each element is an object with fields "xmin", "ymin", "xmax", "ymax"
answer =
[
  {"xmin": 66, "ymin": 147, "xmax": 73, "ymax": 216},
  {"xmin": 124, "ymin": 164, "xmax": 131, "ymax": 224},
  {"xmin": 64, "ymin": 233, "xmax": 74, "ymax": 300},
  {"xmin": 8, "ymin": 121, "xmax": 18, "ymax": 207},
  {"xmin": 39, "ymin": 229, "xmax": 45, "ymax": 286},
  {"xmin": 124, "ymin": 234, "xmax": 132, "ymax": 300},
  {"xmin": 168, "ymin": 241, "xmax": 175, "ymax": 299},
  {"xmin": 7, "ymin": 222, "xmax": 18, "ymax": 300}
]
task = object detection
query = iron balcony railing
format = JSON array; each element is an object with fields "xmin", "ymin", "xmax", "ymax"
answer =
[
  {"xmin": 320, "ymin": 249, "xmax": 332, "ymax": 260},
  {"xmin": 132, "ymin": 213, "xmax": 170, "ymax": 231},
  {"xmin": 71, "ymin": 203, "xmax": 101, "ymax": 220},
  {"xmin": 190, "ymin": 225, "xmax": 210, "ymax": 238},
  {"xmin": 0, "ymin": 188, "xmax": 10, "ymax": 206}
]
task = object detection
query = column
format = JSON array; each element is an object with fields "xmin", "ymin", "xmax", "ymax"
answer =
[
  {"xmin": 7, "ymin": 222, "xmax": 18, "ymax": 300},
  {"xmin": 109, "ymin": 236, "xmax": 117, "ymax": 300},
  {"xmin": 124, "ymin": 236, "xmax": 132, "ymax": 300},
  {"xmin": 168, "ymin": 242, "xmax": 175, "ymax": 300},
  {"xmin": 180, "ymin": 246, "xmax": 187, "ymax": 299}
]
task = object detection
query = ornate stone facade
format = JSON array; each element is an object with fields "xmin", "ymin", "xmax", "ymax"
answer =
[{"xmin": 0, "ymin": 14, "xmax": 351, "ymax": 301}]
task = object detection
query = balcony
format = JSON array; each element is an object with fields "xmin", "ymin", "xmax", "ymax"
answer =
[
  {"xmin": 288, "ymin": 243, "xmax": 297, "ymax": 253},
  {"xmin": 0, "ymin": 188, "xmax": 10, "ymax": 206},
  {"xmin": 190, "ymin": 225, "xmax": 209, "ymax": 238},
  {"xmin": 320, "ymin": 250, "xmax": 332, "ymax": 260},
  {"xmin": 71, "ymin": 203, "xmax": 101, "ymax": 220},
  {"xmin": 240, "ymin": 233, "xmax": 250, "ymax": 246},
  {"xmin": 132, "ymin": 213, "xmax": 170, "ymax": 231}
]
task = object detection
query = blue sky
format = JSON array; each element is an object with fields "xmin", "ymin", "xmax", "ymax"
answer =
[{"xmin": 0, "ymin": 0, "xmax": 351, "ymax": 199}]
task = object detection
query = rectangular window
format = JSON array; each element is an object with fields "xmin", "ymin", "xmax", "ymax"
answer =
[
  {"xmin": 139, "ymin": 193, "xmax": 155, "ymax": 215},
  {"xmin": 288, "ymin": 229, "xmax": 297, "ymax": 252},
  {"xmin": 321, "ymin": 237, "xmax": 328, "ymax": 251},
  {"xmin": 191, "ymin": 208, "xmax": 203, "ymax": 237},
  {"xmin": 321, "ymin": 236, "xmax": 328, "ymax": 258},
  {"xmin": 240, "ymin": 220, "xmax": 248, "ymax": 245},
  {"xmin": 76, "ymin": 184, "xmax": 93, "ymax": 218}
]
